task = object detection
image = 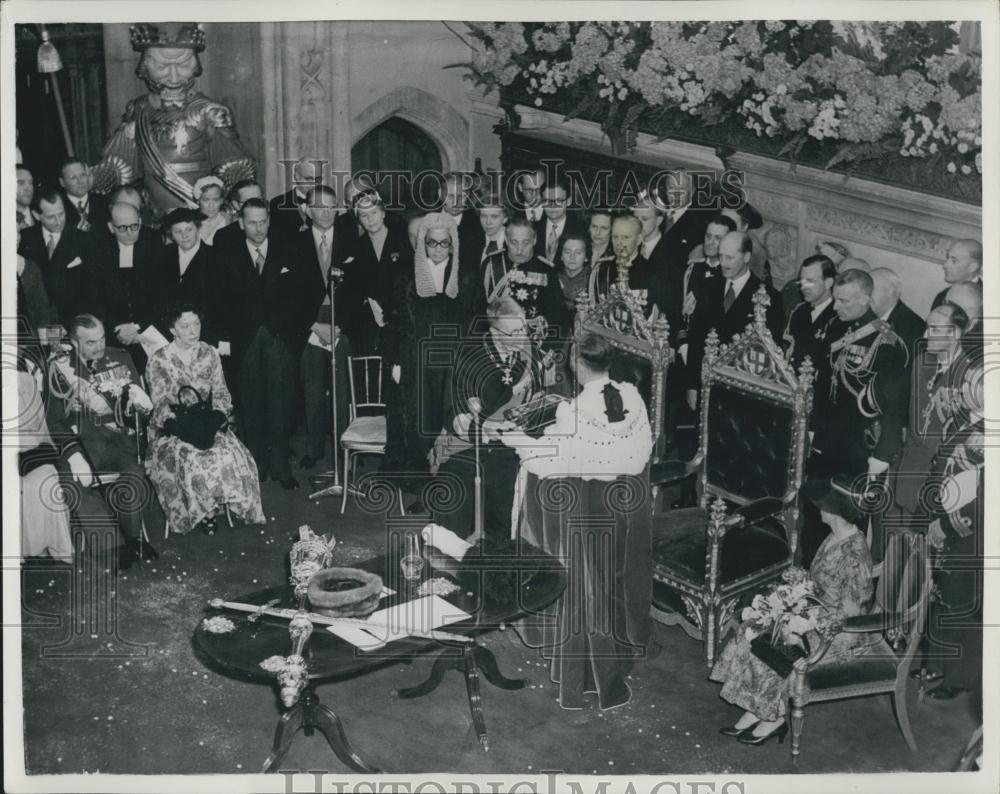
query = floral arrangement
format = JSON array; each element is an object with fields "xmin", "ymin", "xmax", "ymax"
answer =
[
  {"xmin": 455, "ymin": 21, "xmax": 981, "ymax": 178},
  {"xmin": 741, "ymin": 566, "xmax": 838, "ymax": 650}
]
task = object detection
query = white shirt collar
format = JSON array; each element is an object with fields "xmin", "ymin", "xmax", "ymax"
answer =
[
  {"xmin": 312, "ymin": 225, "xmax": 333, "ymax": 246},
  {"xmin": 118, "ymin": 240, "xmax": 135, "ymax": 268},
  {"xmin": 69, "ymin": 194, "xmax": 87, "ymax": 208},
  {"xmin": 642, "ymin": 231, "xmax": 661, "ymax": 258},
  {"xmin": 44, "ymin": 229, "xmax": 60, "ymax": 242},
  {"xmin": 246, "ymin": 238, "xmax": 268, "ymax": 260},
  {"xmin": 727, "ymin": 269, "xmax": 752, "ymax": 298},
  {"xmin": 428, "ymin": 257, "xmax": 449, "ymax": 293},
  {"xmin": 546, "ymin": 217, "xmax": 566, "ymax": 235},
  {"xmin": 810, "ymin": 296, "xmax": 833, "ymax": 322}
]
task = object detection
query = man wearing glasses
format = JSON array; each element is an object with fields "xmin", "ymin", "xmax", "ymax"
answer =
[{"xmin": 97, "ymin": 201, "xmax": 164, "ymax": 371}]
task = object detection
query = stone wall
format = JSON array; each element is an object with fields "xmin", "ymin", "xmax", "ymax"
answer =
[{"xmin": 101, "ymin": 21, "xmax": 503, "ymax": 196}]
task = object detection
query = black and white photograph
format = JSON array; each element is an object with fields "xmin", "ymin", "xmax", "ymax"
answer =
[{"xmin": 2, "ymin": 2, "xmax": 996, "ymax": 792}]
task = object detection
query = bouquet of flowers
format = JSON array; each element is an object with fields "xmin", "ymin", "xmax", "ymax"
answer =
[{"xmin": 741, "ymin": 566, "xmax": 835, "ymax": 651}]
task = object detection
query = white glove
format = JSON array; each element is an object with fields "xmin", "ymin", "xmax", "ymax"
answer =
[
  {"xmin": 421, "ymin": 523, "xmax": 473, "ymax": 561},
  {"xmin": 391, "ymin": 365, "xmax": 401, "ymax": 385},
  {"xmin": 678, "ymin": 344, "xmax": 689, "ymax": 366},
  {"xmin": 128, "ymin": 384, "xmax": 153, "ymax": 412},
  {"xmin": 867, "ymin": 457, "xmax": 890, "ymax": 480},
  {"xmin": 67, "ymin": 451, "xmax": 93, "ymax": 487}
]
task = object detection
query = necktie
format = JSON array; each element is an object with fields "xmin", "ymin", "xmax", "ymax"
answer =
[
  {"xmin": 319, "ymin": 234, "xmax": 330, "ymax": 267},
  {"xmin": 724, "ymin": 282, "xmax": 736, "ymax": 312},
  {"xmin": 77, "ymin": 199, "xmax": 90, "ymax": 231},
  {"xmin": 546, "ymin": 225, "xmax": 558, "ymax": 261},
  {"xmin": 484, "ymin": 239, "xmax": 498, "ymax": 257},
  {"xmin": 46, "ymin": 233, "xmax": 57, "ymax": 258},
  {"xmin": 255, "ymin": 248, "xmax": 265, "ymax": 274}
]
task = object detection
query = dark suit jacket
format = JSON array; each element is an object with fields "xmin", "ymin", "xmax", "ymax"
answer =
[
  {"xmin": 886, "ymin": 300, "xmax": 925, "ymax": 364},
  {"xmin": 219, "ymin": 236, "xmax": 315, "ymax": 365},
  {"xmin": 17, "ymin": 256, "xmax": 56, "ymax": 333},
  {"xmin": 532, "ymin": 213, "xmax": 583, "ymax": 262},
  {"xmin": 151, "ymin": 242, "xmax": 223, "ymax": 345},
  {"xmin": 686, "ymin": 273, "xmax": 784, "ymax": 389},
  {"xmin": 62, "ymin": 191, "xmax": 111, "ymax": 236},
  {"xmin": 334, "ymin": 220, "xmax": 412, "ymax": 358},
  {"xmin": 293, "ymin": 226, "xmax": 352, "ymax": 328},
  {"xmin": 94, "ymin": 227, "xmax": 164, "ymax": 332},
  {"xmin": 18, "ymin": 225, "xmax": 99, "ymax": 325},
  {"xmin": 268, "ymin": 190, "xmax": 311, "ymax": 242}
]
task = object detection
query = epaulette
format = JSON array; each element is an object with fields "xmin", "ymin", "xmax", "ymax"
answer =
[{"xmin": 873, "ymin": 318, "xmax": 906, "ymax": 349}]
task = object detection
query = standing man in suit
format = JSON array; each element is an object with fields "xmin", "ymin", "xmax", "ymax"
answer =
[
  {"xmin": 655, "ymin": 170, "xmax": 719, "ymax": 285},
  {"xmin": 16, "ymin": 164, "xmax": 36, "ymax": 229},
  {"xmin": 782, "ymin": 254, "xmax": 838, "ymax": 444},
  {"xmin": 19, "ymin": 189, "xmax": 99, "ymax": 324},
  {"xmin": 870, "ymin": 267, "xmax": 926, "ymax": 361},
  {"xmin": 214, "ymin": 179, "xmax": 265, "ymax": 254},
  {"xmin": 440, "ymin": 171, "xmax": 482, "ymax": 248},
  {"xmin": 470, "ymin": 196, "xmax": 508, "ymax": 269},
  {"xmin": 59, "ymin": 158, "xmax": 110, "ymax": 236},
  {"xmin": 514, "ymin": 168, "xmax": 546, "ymax": 223},
  {"xmin": 295, "ymin": 184, "xmax": 349, "ymax": 470},
  {"xmin": 97, "ymin": 201, "xmax": 164, "ymax": 371},
  {"xmin": 269, "ymin": 157, "xmax": 324, "ymax": 242},
  {"xmin": 931, "ymin": 239, "xmax": 982, "ymax": 309},
  {"xmin": 535, "ymin": 181, "xmax": 578, "ymax": 263},
  {"xmin": 221, "ymin": 198, "xmax": 314, "ymax": 488},
  {"xmin": 683, "ymin": 231, "xmax": 784, "ymax": 411}
]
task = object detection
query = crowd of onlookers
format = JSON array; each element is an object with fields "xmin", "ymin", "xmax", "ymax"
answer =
[{"xmin": 14, "ymin": 154, "xmax": 984, "ymax": 711}]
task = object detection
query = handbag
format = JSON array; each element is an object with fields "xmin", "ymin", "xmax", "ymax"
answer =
[
  {"xmin": 163, "ymin": 384, "xmax": 227, "ymax": 450},
  {"xmin": 750, "ymin": 635, "xmax": 810, "ymax": 678}
]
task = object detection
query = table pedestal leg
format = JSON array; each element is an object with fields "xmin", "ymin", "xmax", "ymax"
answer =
[
  {"xmin": 261, "ymin": 685, "xmax": 380, "ymax": 773},
  {"xmin": 392, "ymin": 642, "xmax": 527, "ymax": 752}
]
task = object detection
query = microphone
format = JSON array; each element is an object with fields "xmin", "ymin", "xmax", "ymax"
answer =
[{"xmin": 328, "ymin": 266, "xmax": 344, "ymax": 281}]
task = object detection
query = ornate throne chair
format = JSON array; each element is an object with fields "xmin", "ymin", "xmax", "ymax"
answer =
[
  {"xmin": 650, "ymin": 287, "xmax": 815, "ymax": 668},
  {"xmin": 572, "ymin": 281, "xmax": 672, "ymax": 458}
]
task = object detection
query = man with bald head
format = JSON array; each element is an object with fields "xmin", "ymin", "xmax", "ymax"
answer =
[
  {"xmin": 269, "ymin": 157, "xmax": 325, "ymax": 241},
  {"xmin": 932, "ymin": 239, "xmax": 983, "ymax": 309},
  {"xmin": 684, "ymin": 231, "xmax": 783, "ymax": 407},
  {"xmin": 869, "ymin": 267, "xmax": 925, "ymax": 359},
  {"xmin": 945, "ymin": 281, "xmax": 983, "ymax": 332},
  {"xmin": 96, "ymin": 201, "xmax": 165, "ymax": 368}
]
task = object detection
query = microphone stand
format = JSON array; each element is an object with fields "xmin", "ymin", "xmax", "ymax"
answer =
[{"xmin": 309, "ymin": 264, "xmax": 345, "ymax": 499}]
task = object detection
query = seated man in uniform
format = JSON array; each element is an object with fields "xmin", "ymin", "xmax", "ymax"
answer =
[
  {"xmin": 50, "ymin": 314, "xmax": 159, "ymax": 558},
  {"xmin": 432, "ymin": 295, "xmax": 547, "ymax": 544}
]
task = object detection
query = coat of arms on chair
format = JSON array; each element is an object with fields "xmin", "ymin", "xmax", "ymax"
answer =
[{"xmin": 650, "ymin": 286, "xmax": 815, "ymax": 667}]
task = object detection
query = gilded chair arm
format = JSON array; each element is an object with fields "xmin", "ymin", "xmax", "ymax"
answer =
[
  {"xmin": 650, "ymin": 456, "xmax": 701, "ymax": 486},
  {"xmin": 794, "ymin": 634, "xmax": 836, "ymax": 672},
  {"xmin": 723, "ymin": 496, "xmax": 784, "ymax": 529}
]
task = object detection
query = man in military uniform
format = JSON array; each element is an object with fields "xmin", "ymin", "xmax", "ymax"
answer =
[
  {"xmin": 782, "ymin": 254, "xmax": 838, "ymax": 430},
  {"xmin": 480, "ymin": 218, "xmax": 569, "ymax": 343},
  {"xmin": 51, "ymin": 314, "xmax": 159, "ymax": 559},
  {"xmin": 804, "ymin": 268, "xmax": 908, "ymax": 565}
]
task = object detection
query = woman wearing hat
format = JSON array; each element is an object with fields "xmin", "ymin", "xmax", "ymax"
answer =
[
  {"xmin": 709, "ymin": 476, "xmax": 875, "ymax": 745},
  {"xmin": 193, "ymin": 176, "xmax": 233, "ymax": 245},
  {"xmin": 152, "ymin": 207, "xmax": 222, "ymax": 346}
]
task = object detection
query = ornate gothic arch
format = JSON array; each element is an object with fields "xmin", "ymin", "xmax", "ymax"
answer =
[{"xmin": 352, "ymin": 86, "xmax": 468, "ymax": 172}]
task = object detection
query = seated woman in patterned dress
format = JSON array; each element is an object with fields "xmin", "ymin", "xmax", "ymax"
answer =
[
  {"xmin": 709, "ymin": 476, "xmax": 876, "ymax": 745},
  {"xmin": 145, "ymin": 302, "xmax": 265, "ymax": 535}
]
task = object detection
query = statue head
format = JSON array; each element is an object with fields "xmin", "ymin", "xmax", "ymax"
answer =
[{"xmin": 131, "ymin": 23, "xmax": 205, "ymax": 106}]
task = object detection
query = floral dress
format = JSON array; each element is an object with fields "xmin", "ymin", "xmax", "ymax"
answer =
[
  {"xmin": 146, "ymin": 342, "xmax": 265, "ymax": 534},
  {"xmin": 709, "ymin": 531, "xmax": 874, "ymax": 721}
]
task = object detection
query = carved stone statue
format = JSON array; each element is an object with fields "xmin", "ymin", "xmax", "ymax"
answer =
[{"xmin": 93, "ymin": 23, "xmax": 256, "ymax": 214}]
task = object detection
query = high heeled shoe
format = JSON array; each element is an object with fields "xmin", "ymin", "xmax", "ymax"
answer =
[
  {"xmin": 720, "ymin": 721, "xmax": 758, "ymax": 737},
  {"xmin": 737, "ymin": 721, "xmax": 789, "ymax": 746}
]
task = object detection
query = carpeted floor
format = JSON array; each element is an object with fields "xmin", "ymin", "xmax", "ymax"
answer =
[{"xmin": 17, "ymin": 460, "xmax": 980, "ymax": 777}]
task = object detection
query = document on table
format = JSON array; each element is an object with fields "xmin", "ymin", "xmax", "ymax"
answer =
[
  {"xmin": 325, "ymin": 595, "xmax": 471, "ymax": 651},
  {"xmin": 307, "ymin": 331, "xmax": 341, "ymax": 352}
]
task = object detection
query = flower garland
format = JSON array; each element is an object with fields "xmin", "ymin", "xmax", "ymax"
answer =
[{"xmin": 457, "ymin": 21, "xmax": 981, "ymax": 176}]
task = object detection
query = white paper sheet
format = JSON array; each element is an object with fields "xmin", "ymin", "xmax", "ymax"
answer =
[{"xmin": 138, "ymin": 325, "xmax": 169, "ymax": 357}]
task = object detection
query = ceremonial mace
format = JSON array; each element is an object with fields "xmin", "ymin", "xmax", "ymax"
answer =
[
  {"xmin": 309, "ymin": 265, "xmax": 346, "ymax": 499},
  {"xmin": 37, "ymin": 25, "xmax": 74, "ymax": 158}
]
